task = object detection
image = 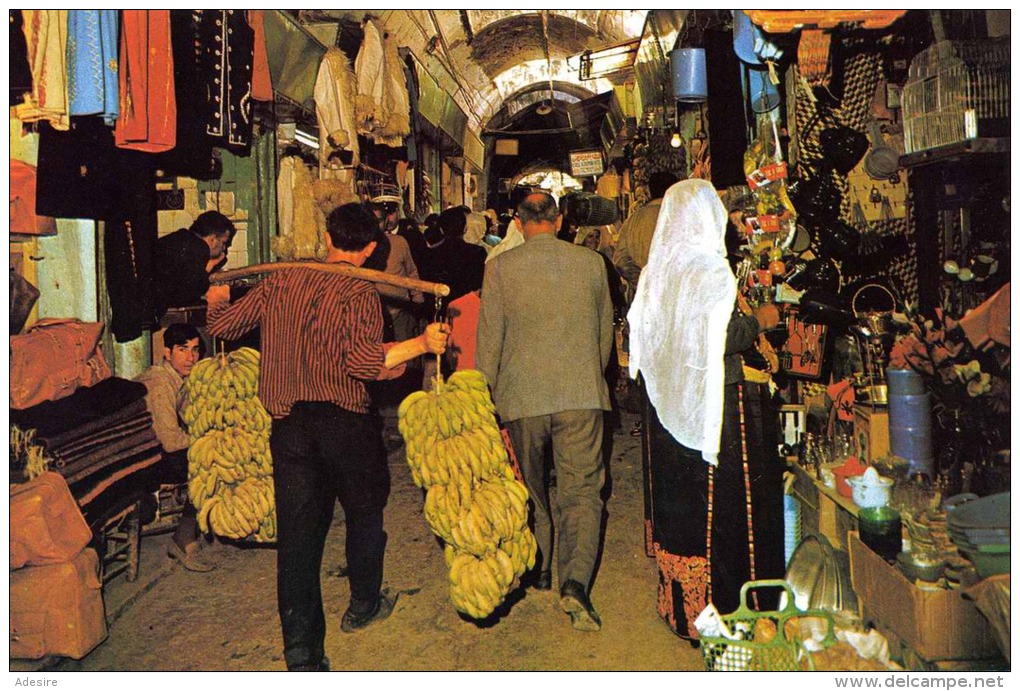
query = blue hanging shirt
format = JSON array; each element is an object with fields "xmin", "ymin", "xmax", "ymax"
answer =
[{"xmin": 67, "ymin": 10, "xmax": 119, "ymax": 125}]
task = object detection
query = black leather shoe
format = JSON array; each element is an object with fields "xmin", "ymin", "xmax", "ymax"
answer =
[
  {"xmin": 340, "ymin": 593, "xmax": 394, "ymax": 633},
  {"xmin": 289, "ymin": 655, "xmax": 330, "ymax": 671},
  {"xmin": 559, "ymin": 579, "xmax": 602, "ymax": 632},
  {"xmin": 534, "ymin": 570, "xmax": 553, "ymax": 591}
]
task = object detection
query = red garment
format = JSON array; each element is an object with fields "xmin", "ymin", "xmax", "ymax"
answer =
[
  {"xmin": 248, "ymin": 10, "xmax": 273, "ymax": 101},
  {"xmin": 447, "ymin": 291, "xmax": 481, "ymax": 371},
  {"xmin": 207, "ymin": 268, "xmax": 406, "ymax": 417},
  {"xmin": 9, "ymin": 160, "xmax": 56, "ymax": 236},
  {"xmin": 959, "ymin": 282, "xmax": 1010, "ymax": 349},
  {"xmin": 115, "ymin": 10, "xmax": 176, "ymax": 152}
]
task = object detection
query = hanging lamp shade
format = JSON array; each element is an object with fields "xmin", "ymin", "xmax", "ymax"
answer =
[{"xmin": 670, "ymin": 48, "xmax": 708, "ymax": 102}]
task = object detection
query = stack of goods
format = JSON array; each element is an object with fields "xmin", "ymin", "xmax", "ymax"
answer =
[
  {"xmin": 630, "ymin": 132, "xmax": 687, "ymax": 206},
  {"xmin": 9, "ymin": 472, "xmax": 107, "ymax": 660},
  {"xmin": 398, "ymin": 370, "xmax": 537, "ymax": 620},
  {"xmin": 10, "ymin": 378, "xmax": 161, "ymax": 522},
  {"xmin": 182, "ymin": 347, "xmax": 276, "ymax": 543}
]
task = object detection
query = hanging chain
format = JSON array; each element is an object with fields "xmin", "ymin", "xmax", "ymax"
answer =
[{"xmin": 432, "ymin": 293, "xmax": 445, "ymax": 391}]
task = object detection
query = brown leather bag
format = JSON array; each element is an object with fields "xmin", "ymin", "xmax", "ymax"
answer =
[{"xmin": 9, "ymin": 319, "xmax": 112, "ymax": 410}]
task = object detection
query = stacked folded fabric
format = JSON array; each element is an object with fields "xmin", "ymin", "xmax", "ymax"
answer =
[{"xmin": 11, "ymin": 378, "xmax": 162, "ymax": 514}]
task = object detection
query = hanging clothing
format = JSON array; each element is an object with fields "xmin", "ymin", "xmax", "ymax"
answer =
[
  {"xmin": 314, "ymin": 47, "xmax": 360, "ymax": 186},
  {"xmin": 247, "ymin": 10, "xmax": 273, "ymax": 102},
  {"xmin": 36, "ymin": 116, "xmax": 116, "ymax": 220},
  {"xmin": 377, "ymin": 28, "xmax": 410, "ymax": 144},
  {"xmin": 10, "ymin": 11, "xmax": 33, "ymax": 106},
  {"xmin": 104, "ymin": 146, "xmax": 158, "ymax": 342},
  {"xmin": 66, "ymin": 10, "xmax": 119, "ymax": 125},
  {"xmin": 163, "ymin": 10, "xmax": 253, "ymax": 175},
  {"xmin": 198, "ymin": 9, "xmax": 255, "ymax": 152},
  {"xmin": 10, "ymin": 161, "xmax": 56, "ymax": 236},
  {"xmin": 15, "ymin": 10, "xmax": 70, "ymax": 130},
  {"xmin": 628, "ymin": 180, "xmax": 735, "ymax": 465},
  {"xmin": 272, "ymin": 157, "xmax": 326, "ymax": 261},
  {"xmin": 115, "ymin": 10, "xmax": 176, "ymax": 153},
  {"xmin": 354, "ymin": 18, "xmax": 409, "ymax": 147},
  {"xmin": 354, "ymin": 18, "xmax": 384, "ymax": 137}
]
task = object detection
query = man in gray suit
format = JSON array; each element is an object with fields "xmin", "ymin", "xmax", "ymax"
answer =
[{"xmin": 476, "ymin": 192, "xmax": 614, "ymax": 631}]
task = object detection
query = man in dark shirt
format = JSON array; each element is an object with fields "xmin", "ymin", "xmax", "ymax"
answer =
[
  {"xmin": 208, "ymin": 203, "xmax": 448, "ymax": 671},
  {"xmin": 154, "ymin": 210, "xmax": 235, "ymax": 320},
  {"xmin": 418, "ymin": 207, "xmax": 487, "ymax": 302}
]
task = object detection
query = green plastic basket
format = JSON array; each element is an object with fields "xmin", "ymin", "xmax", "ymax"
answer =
[{"xmin": 700, "ymin": 579, "xmax": 836, "ymax": 671}]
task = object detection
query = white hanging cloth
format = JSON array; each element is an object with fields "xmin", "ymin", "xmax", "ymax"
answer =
[
  {"xmin": 627, "ymin": 179, "xmax": 736, "ymax": 465},
  {"xmin": 314, "ymin": 47, "xmax": 360, "ymax": 187},
  {"xmin": 354, "ymin": 17, "xmax": 409, "ymax": 147}
]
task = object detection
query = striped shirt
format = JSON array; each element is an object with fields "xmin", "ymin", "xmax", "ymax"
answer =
[{"xmin": 207, "ymin": 267, "xmax": 405, "ymax": 417}]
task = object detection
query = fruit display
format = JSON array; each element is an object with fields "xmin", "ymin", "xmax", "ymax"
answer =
[
  {"xmin": 397, "ymin": 369, "xmax": 537, "ymax": 620},
  {"xmin": 182, "ymin": 347, "xmax": 276, "ymax": 543}
]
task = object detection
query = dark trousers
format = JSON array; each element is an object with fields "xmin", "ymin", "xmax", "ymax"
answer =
[{"xmin": 270, "ymin": 402, "xmax": 390, "ymax": 670}]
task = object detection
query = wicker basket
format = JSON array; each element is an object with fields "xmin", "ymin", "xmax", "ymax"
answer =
[{"xmin": 700, "ymin": 579, "xmax": 836, "ymax": 671}]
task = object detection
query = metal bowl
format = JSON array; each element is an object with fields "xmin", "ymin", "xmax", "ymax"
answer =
[{"xmin": 896, "ymin": 550, "xmax": 946, "ymax": 582}]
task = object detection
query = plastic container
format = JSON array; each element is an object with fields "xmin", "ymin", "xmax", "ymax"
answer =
[
  {"xmin": 832, "ymin": 457, "xmax": 867, "ymax": 498},
  {"xmin": 784, "ymin": 495, "xmax": 802, "ymax": 567},
  {"xmin": 670, "ymin": 48, "xmax": 707, "ymax": 102},
  {"xmin": 886, "ymin": 368, "xmax": 926, "ymax": 396},
  {"xmin": 888, "ymin": 392, "xmax": 934, "ymax": 422},
  {"xmin": 745, "ymin": 66, "xmax": 780, "ymax": 114},
  {"xmin": 889, "ymin": 425, "xmax": 934, "ymax": 476}
]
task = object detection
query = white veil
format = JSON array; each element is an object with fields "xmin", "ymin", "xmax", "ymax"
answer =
[{"xmin": 628, "ymin": 179, "xmax": 736, "ymax": 465}]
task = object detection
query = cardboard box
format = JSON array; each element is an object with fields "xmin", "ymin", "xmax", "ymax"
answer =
[
  {"xmin": 10, "ymin": 548, "xmax": 108, "ymax": 660},
  {"xmin": 848, "ymin": 532, "xmax": 999, "ymax": 661}
]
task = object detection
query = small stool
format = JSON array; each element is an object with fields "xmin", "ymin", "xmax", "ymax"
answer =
[{"xmin": 96, "ymin": 500, "xmax": 142, "ymax": 584}]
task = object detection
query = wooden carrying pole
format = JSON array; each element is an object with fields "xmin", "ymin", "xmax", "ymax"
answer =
[{"xmin": 210, "ymin": 261, "xmax": 450, "ymax": 297}]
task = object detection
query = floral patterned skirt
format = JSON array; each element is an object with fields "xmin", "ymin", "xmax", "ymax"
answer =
[{"xmin": 644, "ymin": 382, "xmax": 785, "ymax": 639}]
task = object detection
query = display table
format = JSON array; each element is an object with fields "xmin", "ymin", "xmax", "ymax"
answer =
[{"xmin": 788, "ymin": 461, "xmax": 860, "ymax": 550}]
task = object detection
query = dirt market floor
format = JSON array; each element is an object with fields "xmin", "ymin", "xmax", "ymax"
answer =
[{"xmin": 40, "ymin": 407, "xmax": 707, "ymax": 672}]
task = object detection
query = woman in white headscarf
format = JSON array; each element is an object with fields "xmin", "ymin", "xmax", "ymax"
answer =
[{"xmin": 628, "ymin": 179, "xmax": 784, "ymax": 639}]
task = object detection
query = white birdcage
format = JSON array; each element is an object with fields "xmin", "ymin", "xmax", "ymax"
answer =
[{"xmin": 901, "ymin": 38, "xmax": 1010, "ymax": 154}]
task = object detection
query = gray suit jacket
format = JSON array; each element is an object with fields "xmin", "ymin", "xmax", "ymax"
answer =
[{"xmin": 476, "ymin": 233, "xmax": 614, "ymax": 422}]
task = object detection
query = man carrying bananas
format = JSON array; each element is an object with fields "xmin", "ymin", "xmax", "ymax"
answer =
[
  {"xmin": 135, "ymin": 324, "xmax": 216, "ymax": 572},
  {"xmin": 208, "ymin": 203, "xmax": 449, "ymax": 672},
  {"xmin": 476, "ymin": 192, "xmax": 615, "ymax": 632}
]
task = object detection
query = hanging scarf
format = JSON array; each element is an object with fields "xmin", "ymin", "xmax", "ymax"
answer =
[{"xmin": 628, "ymin": 179, "xmax": 736, "ymax": 465}]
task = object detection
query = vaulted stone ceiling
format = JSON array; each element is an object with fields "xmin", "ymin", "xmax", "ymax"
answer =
[{"xmin": 308, "ymin": 10, "xmax": 648, "ymax": 130}]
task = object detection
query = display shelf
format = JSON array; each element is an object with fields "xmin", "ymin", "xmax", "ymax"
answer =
[{"xmin": 900, "ymin": 137, "xmax": 1009, "ymax": 169}]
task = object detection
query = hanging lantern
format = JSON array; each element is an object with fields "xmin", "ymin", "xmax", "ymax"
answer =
[{"xmin": 670, "ymin": 48, "xmax": 708, "ymax": 102}]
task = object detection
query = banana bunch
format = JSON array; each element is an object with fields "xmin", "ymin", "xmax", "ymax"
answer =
[
  {"xmin": 182, "ymin": 347, "xmax": 276, "ymax": 543},
  {"xmin": 398, "ymin": 369, "xmax": 537, "ymax": 619}
]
